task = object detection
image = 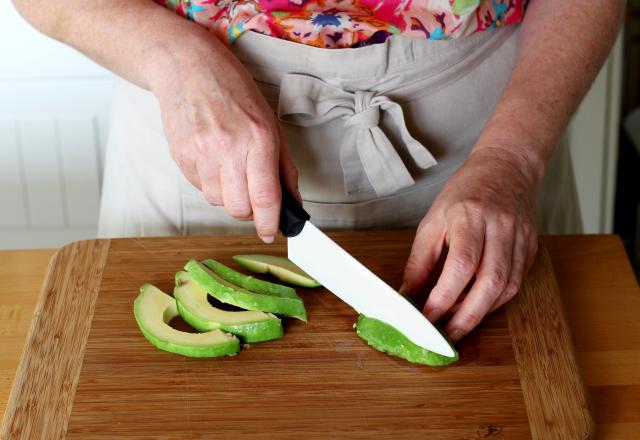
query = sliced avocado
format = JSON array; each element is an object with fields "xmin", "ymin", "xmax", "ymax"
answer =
[
  {"xmin": 133, "ymin": 284, "xmax": 239, "ymax": 357},
  {"xmin": 185, "ymin": 260, "xmax": 308, "ymax": 321},
  {"xmin": 203, "ymin": 259, "xmax": 298, "ymax": 298},
  {"xmin": 354, "ymin": 315, "xmax": 458, "ymax": 366},
  {"xmin": 174, "ymin": 271, "xmax": 283, "ymax": 343},
  {"xmin": 232, "ymin": 254, "xmax": 321, "ymax": 288}
]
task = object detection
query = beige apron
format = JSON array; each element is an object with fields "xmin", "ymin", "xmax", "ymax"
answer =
[{"xmin": 98, "ymin": 25, "xmax": 582, "ymax": 238}]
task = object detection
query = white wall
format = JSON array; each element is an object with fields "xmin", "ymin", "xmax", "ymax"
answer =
[
  {"xmin": 567, "ymin": 32, "xmax": 623, "ymax": 233},
  {"xmin": 0, "ymin": 1, "xmax": 113, "ymax": 249}
]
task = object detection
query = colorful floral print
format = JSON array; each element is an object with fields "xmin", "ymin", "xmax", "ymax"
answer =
[{"xmin": 156, "ymin": 0, "xmax": 525, "ymax": 48}]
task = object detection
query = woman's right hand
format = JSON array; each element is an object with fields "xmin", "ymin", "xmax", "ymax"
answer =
[{"xmin": 149, "ymin": 35, "xmax": 300, "ymax": 243}]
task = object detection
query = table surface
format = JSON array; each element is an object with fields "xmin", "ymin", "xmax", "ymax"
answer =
[{"xmin": 0, "ymin": 235, "xmax": 638, "ymax": 438}]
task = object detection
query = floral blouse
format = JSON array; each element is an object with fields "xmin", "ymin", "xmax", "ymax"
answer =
[{"xmin": 155, "ymin": 0, "xmax": 526, "ymax": 48}]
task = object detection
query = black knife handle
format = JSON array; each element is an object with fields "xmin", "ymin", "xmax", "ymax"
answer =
[{"xmin": 279, "ymin": 184, "xmax": 310, "ymax": 238}]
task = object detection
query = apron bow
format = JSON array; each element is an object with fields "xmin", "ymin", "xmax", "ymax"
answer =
[{"xmin": 277, "ymin": 73, "xmax": 437, "ymax": 197}]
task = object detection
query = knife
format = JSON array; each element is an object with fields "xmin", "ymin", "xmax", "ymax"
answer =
[{"xmin": 279, "ymin": 185, "xmax": 455, "ymax": 357}]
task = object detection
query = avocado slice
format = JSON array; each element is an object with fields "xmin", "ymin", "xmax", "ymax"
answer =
[
  {"xmin": 134, "ymin": 284, "xmax": 239, "ymax": 357},
  {"xmin": 232, "ymin": 254, "xmax": 321, "ymax": 288},
  {"xmin": 174, "ymin": 271, "xmax": 284, "ymax": 343},
  {"xmin": 354, "ymin": 315, "xmax": 458, "ymax": 366},
  {"xmin": 185, "ymin": 259, "xmax": 308, "ymax": 321},
  {"xmin": 203, "ymin": 259, "xmax": 298, "ymax": 298}
]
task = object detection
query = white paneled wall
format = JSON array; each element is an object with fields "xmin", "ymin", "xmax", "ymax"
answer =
[{"xmin": 0, "ymin": 1, "xmax": 113, "ymax": 249}]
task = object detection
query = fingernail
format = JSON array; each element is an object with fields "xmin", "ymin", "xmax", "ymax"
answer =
[
  {"xmin": 426, "ymin": 307, "xmax": 442, "ymax": 323},
  {"xmin": 398, "ymin": 282, "xmax": 408, "ymax": 295},
  {"xmin": 449, "ymin": 329, "xmax": 463, "ymax": 342},
  {"xmin": 262, "ymin": 235, "xmax": 274, "ymax": 244}
]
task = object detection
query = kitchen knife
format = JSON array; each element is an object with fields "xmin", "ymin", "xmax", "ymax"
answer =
[{"xmin": 279, "ymin": 185, "xmax": 455, "ymax": 357}]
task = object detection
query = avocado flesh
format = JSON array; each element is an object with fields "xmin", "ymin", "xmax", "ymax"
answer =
[
  {"xmin": 203, "ymin": 259, "xmax": 298, "ymax": 298},
  {"xmin": 232, "ymin": 254, "xmax": 321, "ymax": 288},
  {"xmin": 185, "ymin": 260, "xmax": 307, "ymax": 321},
  {"xmin": 134, "ymin": 284, "xmax": 239, "ymax": 358},
  {"xmin": 174, "ymin": 271, "xmax": 284, "ymax": 343},
  {"xmin": 354, "ymin": 315, "xmax": 458, "ymax": 366}
]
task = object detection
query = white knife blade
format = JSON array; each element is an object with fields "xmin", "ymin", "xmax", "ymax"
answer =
[{"xmin": 287, "ymin": 222, "xmax": 455, "ymax": 358}]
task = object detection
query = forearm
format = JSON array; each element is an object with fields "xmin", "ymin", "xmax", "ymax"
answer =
[
  {"xmin": 11, "ymin": 0, "xmax": 225, "ymax": 91},
  {"xmin": 472, "ymin": 0, "xmax": 625, "ymax": 183}
]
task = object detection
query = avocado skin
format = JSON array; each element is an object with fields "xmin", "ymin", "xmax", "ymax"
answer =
[
  {"xmin": 354, "ymin": 315, "xmax": 458, "ymax": 366},
  {"xmin": 186, "ymin": 260, "xmax": 308, "ymax": 321},
  {"xmin": 203, "ymin": 259, "xmax": 298, "ymax": 298},
  {"xmin": 134, "ymin": 284, "xmax": 240, "ymax": 358}
]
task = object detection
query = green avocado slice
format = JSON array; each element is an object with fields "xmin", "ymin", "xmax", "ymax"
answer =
[
  {"xmin": 354, "ymin": 315, "xmax": 458, "ymax": 366},
  {"xmin": 202, "ymin": 259, "xmax": 297, "ymax": 298},
  {"xmin": 133, "ymin": 284, "xmax": 239, "ymax": 358},
  {"xmin": 174, "ymin": 271, "xmax": 284, "ymax": 343},
  {"xmin": 185, "ymin": 260, "xmax": 308, "ymax": 321},
  {"xmin": 232, "ymin": 254, "xmax": 321, "ymax": 288}
]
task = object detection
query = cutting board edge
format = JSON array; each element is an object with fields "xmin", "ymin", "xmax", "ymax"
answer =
[
  {"xmin": 507, "ymin": 244, "xmax": 594, "ymax": 439},
  {"xmin": 1, "ymin": 239, "xmax": 111, "ymax": 440}
]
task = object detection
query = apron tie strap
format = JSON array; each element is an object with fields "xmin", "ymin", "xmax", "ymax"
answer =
[{"xmin": 277, "ymin": 73, "xmax": 437, "ymax": 197}]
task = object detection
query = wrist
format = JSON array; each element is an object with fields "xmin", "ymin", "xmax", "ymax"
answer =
[
  {"xmin": 469, "ymin": 142, "xmax": 547, "ymax": 189},
  {"xmin": 143, "ymin": 12, "xmax": 226, "ymax": 95}
]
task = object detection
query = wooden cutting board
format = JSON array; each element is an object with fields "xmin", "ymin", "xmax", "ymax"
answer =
[{"xmin": 1, "ymin": 231, "xmax": 592, "ymax": 439}]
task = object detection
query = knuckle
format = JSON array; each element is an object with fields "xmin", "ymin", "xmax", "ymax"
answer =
[
  {"xmin": 192, "ymin": 128, "xmax": 211, "ymax": 151},
  {"xmin": 522, "ymin": 222, "xmax": 535, "ymax": 237},
  {"xmin": 459, "ymin": 311, "xmax": 483, "ymax": 331},
  {"xmin": 451, "ymin": 251, "xmax": 477, "ymax": 274},
  {"xmin": 457, "ymin": 199, "xmax": 484, "ymax": 217},
  {"xmin": 248, "ymin": 119, "xmax": 276, "ymax": 146},
  {"xmin": 251, "ymin": 186, "xmax": 279, "ymax": 210},
  {"xmin": 195, "ymin": 128, "xmax": 234, "ymax": 155},
  {"xmin": 428, "ymin": 290, "xmax": 457, "ymax": 311},
  {"xmin": 216, "ymin": 133, "xmax": 235, "ymax": 154},
  {"xmin": 498, "ymin": 212, "xmax": 516, "ymax": 229},
  {"xmin": 251, "ymin": 119, "xmax": 273, "ymax": 138},
  {"xmin": 484, "ymin": 271, "xmax": 508, "ymax": 294},
  {"xmin": 404, "ymin": 253, "xmax": 423, "ymax": 275},
  {"xmin": 503, "ymin": 283, "xmax": 520, "ymax": 301}
]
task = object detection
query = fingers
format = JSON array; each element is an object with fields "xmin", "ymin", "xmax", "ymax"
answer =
[
  {"xmin": 423, "ymin": 214, "xmax": 485, "ymax": 323},
  {"xmin": 489, "ymin": 229, "xmax": 525, "ymax": 313},
  {"xmin": 445, "ymin": 218, "xmax": 514, "ymax": 342},
  {"xmin": 220, "ymin": 158, "xmax": 252, "ymax": 220},
  {"xmin": 246, "ymin": 137, "xmax": 281, "ymax": 243},
  {"xmin": 399, "ymin": 219, "xmax": 445, "ymax": 296},
  {"xmin": 195, "ymin": 141, "xmax": 223, "ymax": 206},
  {"xmin": 174, "ymin": 152, "xmax": 202, "ymax": 191},
  {"xmin": 489, "ymin": 226, "xmax": 538, "ymax": 313},
  {"xmin": 278, "ymin": 130, "xmax": 301, "ymax": 204}
]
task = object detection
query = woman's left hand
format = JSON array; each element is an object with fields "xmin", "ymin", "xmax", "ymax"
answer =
[{"xmin": 399, "ymin": 146, "xmax": 540, "ymax": 342}]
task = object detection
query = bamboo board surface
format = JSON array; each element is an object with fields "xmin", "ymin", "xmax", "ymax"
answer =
[{"xmin": 1, "ymin": 232, "xmax": 592, "ymax": 439}]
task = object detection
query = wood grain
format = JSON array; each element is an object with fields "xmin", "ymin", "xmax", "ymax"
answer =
[
  {"xmin": 66, "ymin": 234, "xmax": 529, "ymax": 439},
  {"xmin": 0, "ymin": 232, "xmax": 616, "ymax": 438},
  {"xmin": 1, "ymin": 240, "xmax": 110, "ymax": 439},
  {"xmin": 507, "ymin": 247, "xmax": 593, "ymax": 439},
  {"xmin": 0, "ymin": 249, "xmax": 55, "ymax": 419}
]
